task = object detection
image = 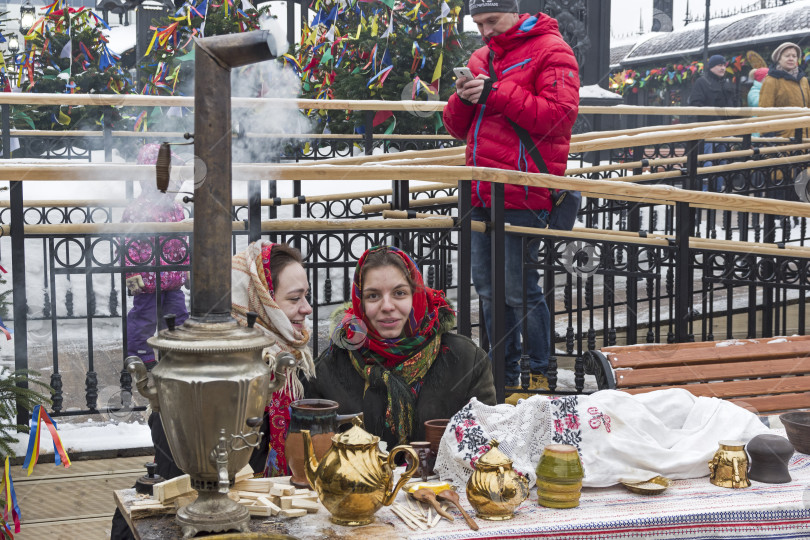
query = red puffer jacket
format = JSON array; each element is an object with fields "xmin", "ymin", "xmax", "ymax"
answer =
[{"xmin": 443, "ymin": 13, "xmax": 579, "ymax": 211}]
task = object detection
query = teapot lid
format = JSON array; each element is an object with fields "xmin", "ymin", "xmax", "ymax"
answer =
[
  {"xmin": 332, "ymin": 416, "xmax": 379, "ymax": 447},
  {"xmin": 476, "ymin": 440, "xmax": 513, "ymax": 468}
]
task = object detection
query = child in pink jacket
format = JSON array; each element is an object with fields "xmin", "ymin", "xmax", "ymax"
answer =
[{"xmin": 122, "ymin": 143, "xmax": 188, "ymax": 367}]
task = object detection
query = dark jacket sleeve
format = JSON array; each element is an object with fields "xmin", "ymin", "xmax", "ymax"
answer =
[
  {"xmin": 688, "ymin": 77, "xmax": 709, "ymax": 107},
  {"xmin": 467, "ymin": 343, "xmax": 497, "ymax": 406}
]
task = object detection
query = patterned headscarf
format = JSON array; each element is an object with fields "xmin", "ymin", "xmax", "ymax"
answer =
[
  {"xmin": 231, "ymin": 241, "xmax": 315, "ymax": 397},
  {"xmin": 336, "ymin": 246, "xmax": 455, "ymax": 444}
]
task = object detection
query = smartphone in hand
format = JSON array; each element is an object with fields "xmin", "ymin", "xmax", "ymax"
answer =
[{"xmin": 453, "ymin": 67, "xmax": 474, "ymax": 80}]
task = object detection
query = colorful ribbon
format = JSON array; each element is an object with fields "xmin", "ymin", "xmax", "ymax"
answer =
[
  {"xmin": 1, "ymin": 458, "xmax": 20, "ymax": 534},
  {"xmin": 21, "ymin": 405, "xmax": 71, "ymax": 477}
]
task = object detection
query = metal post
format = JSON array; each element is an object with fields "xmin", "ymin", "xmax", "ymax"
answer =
[
  {"xmin": 103, "ymin": 117, "xmax": 113, "ymax": 162},
  {"xmin": 363, "ymin": 111, "xmax": 374, "ymax": 156},
  {"xmin": 5, "ymin": 102, "xmax": 27, "ymax": 424},
  {"xmin": 286, "ymin": 0, "xmax": 296, "ymax": 49},
  {"xmin": 675, "ymin": 140, "xmax": 700, "ymax": 342},
  {"xmin": 1, "ymin": 104, "xmax": 10, "ymax": 158},
  {"xmin": 490, "ymin": 183, "xmax": 506, "ymax": 403},
  {"xmin": 457, "ymin": 180, "xmax": 472, "ymax": 337},
  {"xmin": 703, "ymin": 0, "xmax": 711, "ymax": 64},
  {"xmin": 248, "ymin": 180, "xmax": 261, "ymax": 242},
  {"xmin": 10, "ymin": 180, "xmax": 28, "ymax": 426}
]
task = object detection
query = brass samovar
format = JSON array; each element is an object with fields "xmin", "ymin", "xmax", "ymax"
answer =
[{"xmin": 127, "ymin": 30, "xmax": 290, "ymax": 538}]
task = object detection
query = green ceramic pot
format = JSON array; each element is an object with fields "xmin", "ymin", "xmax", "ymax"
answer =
[{"xmin": 535, "ymin": 444, "xmax": 584, "ymax": 509}]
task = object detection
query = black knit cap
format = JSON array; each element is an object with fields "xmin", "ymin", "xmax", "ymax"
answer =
[{"xmin": 468, "ymin": 0, "xmax": 519, "ymax": 16}]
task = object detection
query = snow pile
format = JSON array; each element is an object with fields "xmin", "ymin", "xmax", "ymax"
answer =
[{"xmin": 8, "ymin": 419, "xmax": 151, "ymax": 457}]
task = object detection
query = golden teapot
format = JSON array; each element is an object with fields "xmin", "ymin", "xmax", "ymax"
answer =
[
  {"xmin": 466, "ymin": 440, "xmax": 529, "ymax": 520},
  {"xmin": 301, "ymin": 418, "xmax": 418, "ymax": 526},
  {"xmin": 709, "ymin": 440, "xmax": 750, "ymax": 489}
]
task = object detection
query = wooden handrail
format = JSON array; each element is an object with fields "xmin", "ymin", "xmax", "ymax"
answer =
[
  {"xmin": 0, "ymin": 93, "xmax": 805, "ymax": 118},
  {"xmin": 2, "ymin": 163, "xmax": 809, "ymax": 217}
]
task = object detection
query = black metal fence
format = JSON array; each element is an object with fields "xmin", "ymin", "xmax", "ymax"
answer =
[{"xmin": 3, "ymin": 104, "xmax": 810, "ymax": 422}]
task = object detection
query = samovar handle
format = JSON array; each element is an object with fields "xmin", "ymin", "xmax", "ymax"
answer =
[
  {"xmin": 267, "ymin": 352, "xmax": 297, "ymax": 394},
  {"xmin": 125, "ymin": 356, "xmax": 160, "ymax": 412},
  {"xmin": 381, "ymin": 445, "xmax": 420, "ymax": 506}
]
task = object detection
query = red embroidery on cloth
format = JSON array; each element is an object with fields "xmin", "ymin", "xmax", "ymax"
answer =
[{"xmin": 587, "ymin": 406, "xmax": 611, "ymax": 432}]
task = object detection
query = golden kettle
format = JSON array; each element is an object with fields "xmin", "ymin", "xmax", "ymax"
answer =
[
  {"xmin": 709, "ymin": 440, "xmax": 750, "ymax": 489},
  {"xmin": 466, "ymin": 439, "xmax": 529, "ymax": 520},
  {"xmin": 301, "ymin": 418, "xmax": 418, "ymax": 526}
]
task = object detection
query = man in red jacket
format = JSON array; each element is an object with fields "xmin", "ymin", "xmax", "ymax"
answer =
[{"xmin": 443, "ymin": 0, "xmax": 579, "ymax": 402}]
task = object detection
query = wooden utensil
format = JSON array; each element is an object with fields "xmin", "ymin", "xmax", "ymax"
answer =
[
  {"xmin": 437, "ymin": 489, "xmax": 479, "ymax": 531},
  {"xmin": 412, "ymin": 488, "xmax": 454, "ymax": 522}
]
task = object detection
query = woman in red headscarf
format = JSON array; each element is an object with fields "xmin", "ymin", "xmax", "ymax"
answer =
[{"xmin": 306, "ymin": 246, "xmax": 496, "ymax": 450}]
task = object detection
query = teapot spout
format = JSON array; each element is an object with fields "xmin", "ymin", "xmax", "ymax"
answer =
[{"xmin": 301, "ymin": 429, "xmax": 319, "ymax": 490}]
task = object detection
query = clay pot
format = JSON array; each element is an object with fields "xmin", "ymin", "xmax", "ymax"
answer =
[
  {"xmin": 780, "ymin": 412, "xmax": 810, "ymax": 455},
  {"xmin": 535, "ymin": 444, "xmax": 584, "ymax": 509},
  {"xmin": 410, "ymin": 441, "xmax": 436, "ymax": 480},
  {"xmin": 746, "ymin": 434, "xmax": 794, "ymax": 484},
  {"xmin": 424, "ymin": 419, "xmax": 450, "ymax": 455},
  {"xmin": 285, "ymin": 399, "xmax": 359, "ymax": 488}
]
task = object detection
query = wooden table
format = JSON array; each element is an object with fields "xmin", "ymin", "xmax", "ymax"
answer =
[
  {"xmin": 116, "ymin": 446, "xmax": 810, "ymax": 539},
  {"xmin": 114, "ymin": 488, "xmax": 409, "ymax": 539}
]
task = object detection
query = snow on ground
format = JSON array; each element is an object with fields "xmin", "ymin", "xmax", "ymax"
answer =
[{"xmin": 8, "ymin": 418, "xmax": 151, "ymax": 457}]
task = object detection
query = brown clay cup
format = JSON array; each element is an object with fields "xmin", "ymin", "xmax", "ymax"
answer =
[
  {"xmin": 285, "ymin": 399, "xmax": 358, "ymax": 488},
  {"xmin": 410, "ymin": 441, "xmax": 436, "ymax": 480},
  {"xmin": 424, "ymin": 419, "xmax": 450, "ymax": 455}
]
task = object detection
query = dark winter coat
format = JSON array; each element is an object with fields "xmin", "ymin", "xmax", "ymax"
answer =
[
  {"xmin": 443, "ymin": 13, "xmax": 580, "ymax": 212},
  {"xmin": 759, "ymin": 68, "xmax": 810, "ymax": 138},
  {"xmin": 305, "ymin": 333, "xmax": 496, "ymax": 450},
  {"xmin": 688, "ymin": 71, "xmax": 737, "ymax": 122}
]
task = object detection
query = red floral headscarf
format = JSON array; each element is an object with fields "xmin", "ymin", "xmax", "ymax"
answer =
[{"xmin": 339, "ymin": 246, "xmax": 454, "ymax": 368}]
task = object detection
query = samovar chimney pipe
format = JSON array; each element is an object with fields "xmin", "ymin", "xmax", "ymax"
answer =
[{"xmin": 192, "ymin": 31, "xmax": 277, "ymax": 321}]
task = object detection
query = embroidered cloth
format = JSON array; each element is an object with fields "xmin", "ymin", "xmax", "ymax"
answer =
[{"xmin": 434, "ymin": 389, "xmax": 771, "ymax": 488}]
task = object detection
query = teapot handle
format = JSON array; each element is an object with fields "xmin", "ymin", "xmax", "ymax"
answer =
[{"xmin": 382, "ymin": 445, "xmax": 419, "ymax": 506}]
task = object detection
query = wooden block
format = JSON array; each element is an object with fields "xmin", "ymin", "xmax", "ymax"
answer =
[
  {"xmin": 280, "ymin": 494, "xmax": 318, "ymax": 509},
  {"xmin": 294, "ymin": 488, "xmax": 314, "ymax": 495},
  {"xmin": 236, "ymin": 490, "xmax": 263, "ymax": 500},
  {"xmin": 257, "ymin": 496, "xmax": 281, "ymax": 516},
  {"xmin": 235, "ymin": 464, "xmax": 254, "ymax": 483},
  {"xmin": 153, "ymin": 474, "xmax": 192, "ymax": 503},
  {"xmin": 233, "ymin": 478, "xmax": 275, "ymax": 493},
  {"xmin": 248, "ymin": 505, "xmax": 275, "ymax": 517},
  {"xmin": 290, "ymin": 498, "xmax": 319, "ymax": 513},
  {"xmin": 270, "ymin": 476, "xmax": 292, "ymax": 485},
  {"xmin": 270, "ymin": 485, "xmax": 296, "ymax": 497},
  {"xmin": 280, "ymin": 508, "xmax": 307, "ymax": 518}
]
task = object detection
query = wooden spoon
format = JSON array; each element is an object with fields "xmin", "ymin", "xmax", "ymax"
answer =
[
  {"xmin": 412, "ymin": 488, "xmax": 454, "ymax": 522},
  {"xmin": 437, "ymin": 489, "xmax": 479, "ymax": 531}
]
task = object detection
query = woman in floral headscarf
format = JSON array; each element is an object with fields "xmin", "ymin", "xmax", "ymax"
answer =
[
  {"xmin": 306, "ymin": 246, "xmax": 495, "ymax": 450},
  {"xmin": 231, "ymin": 241, "xmax": 316, "ymax": 477}
]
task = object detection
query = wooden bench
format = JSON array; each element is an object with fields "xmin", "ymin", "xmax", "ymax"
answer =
[{"xmin": 584, "ymin": 335, "xmax": 810, "ymax": 413}]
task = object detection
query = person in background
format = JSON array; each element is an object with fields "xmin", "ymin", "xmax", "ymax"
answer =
[
  {"xmin": 122, "ymin": 143, "xmax": 189, "ymax": 369},
  {"xmin": 442, "ymin": 0, "xmax": 580, "ymax": 403},
  {"xmin": 688, "ymin": 54, "xmax": 736, "ymax": 192},
  {"xmin": 759, "ymin": 42, "xmax": 810, "ymax": 138},
  {"xmin": 747, "ymin": 67, "xmax": 769, "ymax": 107},
  {"xmin": 306, "ymin": 246, "xmax": 496, "ymax": 450}
]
